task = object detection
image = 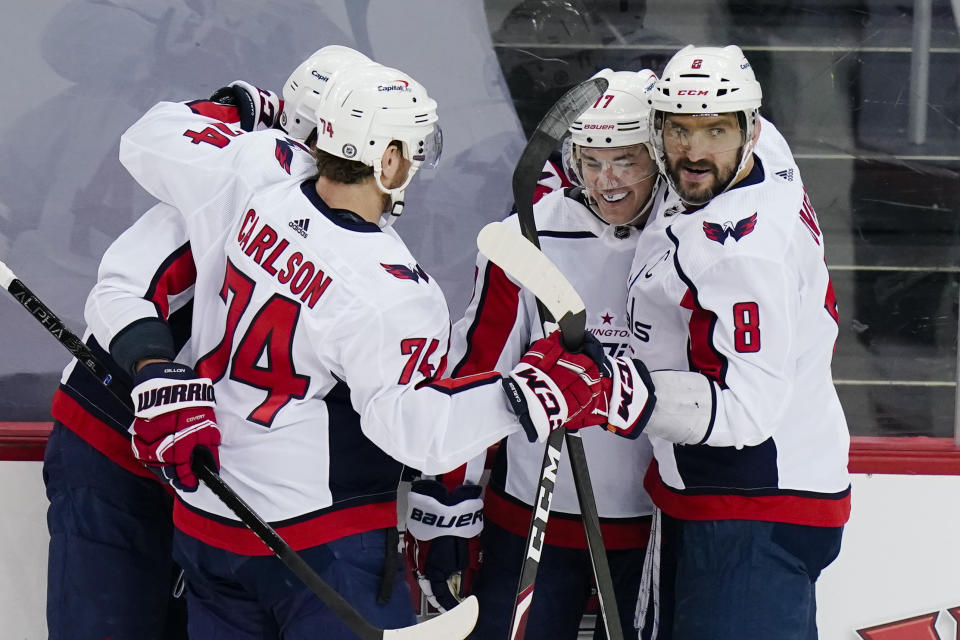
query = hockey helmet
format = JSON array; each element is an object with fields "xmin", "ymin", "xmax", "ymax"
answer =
[
  {"xmin": 311, "ymin": 63, "xmax": 442, "ymax": 223},
  {"xmin": 563, "ymin": 68, "xmax": 660, "ymax": 226},
  {"xmin": 648, "ymin": 45, "xmax": 763, "ymax": 203},
  {"xmin": 280, "ymin": 45, "xmax": 375, "ymax": 142}
]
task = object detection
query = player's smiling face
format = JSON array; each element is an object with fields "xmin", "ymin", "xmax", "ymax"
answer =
[
  {"xmin": 579, "ymin": 144, "xmax": 657, "ymax": 225},
  {"xmin": 662, "ymin": 113, "xmax": 744, "ymax": 205}
]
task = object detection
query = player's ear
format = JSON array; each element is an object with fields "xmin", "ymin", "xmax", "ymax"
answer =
[{"xmin": 380, "ymin": 141, "xmax": 406, "ymax": 182}]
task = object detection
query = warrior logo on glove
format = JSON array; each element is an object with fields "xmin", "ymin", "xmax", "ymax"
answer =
[
  {"xmin": 130, "ymin": 362, "xmax": 222, "ymax": 492},
  {"xmin": 136, "ymin": 374, "xmax": 215, "ymax": 414}
]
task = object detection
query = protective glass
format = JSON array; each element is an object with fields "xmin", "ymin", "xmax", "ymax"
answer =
[
  {"xmin": 410, "ymin": 125, "xmax": 443, "ymax": 169},
  {"xmin": 574, "ymin": 143, "xmax": 657, "ymax": 193},
  {"xmin": 662, "ymin": 118, "xmax": 746, "ymax": 154}
]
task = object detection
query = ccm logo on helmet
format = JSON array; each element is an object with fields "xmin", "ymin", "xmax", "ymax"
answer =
[
  {"xmin": 409, "ymin": 507, "xmax": 483, "ymax": 528},
  {"xmin": 677, "ymin": 89, "xmax": 709, "ymax": 96}
]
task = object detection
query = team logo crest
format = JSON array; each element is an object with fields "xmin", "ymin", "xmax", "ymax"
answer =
[
  {"xmin": 275, "ymin": 139, "xmax": 295, "ymax": 174},
  {"xmin": 274, "ymin": 137, "xmax": 309, "ymax": 174},
  {"xmin": 703, "ymin": 213, "xmax": 758, "ymax": 245},
  {"xmin": 381, "ymin": 263, "xmax": 430, "ymax": 283}
]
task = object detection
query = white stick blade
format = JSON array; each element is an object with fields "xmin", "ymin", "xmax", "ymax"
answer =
[
  {"xmin": 476, "ymin": 222, "xmax": 586, "ymax": 323},
  {"xmin": 383, "ymin": 595, "xmax": 478, "ymax": 640},
  {"xmin": 0, "ymin": 260, "xmax": 15, "ymax": 290}
]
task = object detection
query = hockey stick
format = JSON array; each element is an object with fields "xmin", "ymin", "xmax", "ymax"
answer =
[
  {"xmin": 478, "ymin": 221, "xmax": 625, "ymax": 640},
  {"xmin": 0, "ymin": 259, "xmax": 478, "ymax": 640},
  {"xmin": 495, "ymin": 73, "xmax": 625, "ymax": 640}
]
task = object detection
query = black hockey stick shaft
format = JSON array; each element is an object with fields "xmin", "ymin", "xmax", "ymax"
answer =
[
  {"xmin": 0, "ymin": 260, "xmax": 454, "ymax": 640},
  {"xmin": 506, "ymin": 77, "xmax": 625, "ymax": 640}
]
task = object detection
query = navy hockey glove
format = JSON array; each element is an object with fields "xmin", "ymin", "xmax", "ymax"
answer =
[
  {"xmin": 601, "ymin": 356, "xmax": 657, "ymax": 439},
  {"xmin": 209, "ymin": 81, "xmax": 283, "ymax": 132},
  {"xmin": 404, "ymin": 479, "xmax": 484, "ymax": 612},
  {"xmin": 130, "ymin": 362, "xmax": 221, "ymax": 492},
  {"xmin": 502, "ymin": 330, "xmax": 608, "ymax": 442}
]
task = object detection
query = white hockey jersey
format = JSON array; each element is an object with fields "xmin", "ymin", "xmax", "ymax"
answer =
[
  {"xmin": 447, "ymin": 188, "xmax": 655, "ymax": 549},
  {"xmin": 56, "ymin": 202, "xmax": 194, "ymax": 481},
  {"xmin": 626, "ymin": 118, "xmax": 850, "ymax": 527},
  {"xmin": 97, "ymin": 100, "xmax": 526, "ymax": 554}
]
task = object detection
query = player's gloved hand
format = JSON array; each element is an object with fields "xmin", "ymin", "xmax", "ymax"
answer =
[
  {"xmin": 600, "ymin": 356, "xmax": 657, "ymax": 439},
  {"xmin": 404, "ymin": 479, "xmax": 484, "ymax": 612},
  {"xmin": 130, "ymin": 362, "xmax": 221, "ymax": 492},
  {"xmin": 502, "ymin": 330, "xmax": 607, "ymax": 442},
  {"xmin": 209, "ymin": 81, "xmax": 283, "ymax": 132}
]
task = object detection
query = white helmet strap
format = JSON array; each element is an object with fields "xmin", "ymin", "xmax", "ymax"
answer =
[{"xmin": 373, "ymin": 155, "xmax": 420, "ymax": 228}]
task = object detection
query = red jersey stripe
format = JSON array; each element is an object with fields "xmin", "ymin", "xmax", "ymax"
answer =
[{"xmin": 173, "ymin": 499, "xmax": 397, "ymax": 555}]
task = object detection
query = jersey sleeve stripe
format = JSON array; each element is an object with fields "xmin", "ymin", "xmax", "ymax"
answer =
[
  {"xmin": 421, "ymin": 371, "xmax": 501, "ymax": 396},
  {"xmin": 451, "ymin": 262, "xmax": 521, "ymax": 377},
  {"xmin": 670, "ymin": 228, "xmax": 729, "ymax": 388},
  {"xmin": 185, "ymin": 100, "xmax": 242, "ymax": 124},
  {"xmin": 145, "ymin": 243, "xmax": 196, "ymax": 319}
]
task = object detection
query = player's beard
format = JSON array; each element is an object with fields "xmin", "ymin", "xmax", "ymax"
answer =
[{"xmin": 668, "ymin": 156, "xmax": 737, "ymax": 206}]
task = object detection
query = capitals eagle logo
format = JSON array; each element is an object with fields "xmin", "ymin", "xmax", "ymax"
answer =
[
  {"xmin": 275, "ymin": 138, "xmax": 310, "ymax": 174},
  {"xmin": 703, "ymin": 213, "xmax": 758, "ymax": 245},
  {"xmin": 381, "ymin": 263, "xmax": 430, "ymax": 283}
]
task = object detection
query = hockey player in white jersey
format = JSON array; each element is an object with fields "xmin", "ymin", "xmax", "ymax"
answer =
[
  {"xmin": 591, "ymin": 45, "xmax": 850, "ymax": 639},
  {"xmin": 46, "ymin": 46, "xmax": 376, "ymax": 640},
  {"xmin": 403, "ymin": 69, "xmax": 662, "ymax": 640},
  {"xmin": 96, "ymin": 53, "xmax": 610, "ymax": 639}
]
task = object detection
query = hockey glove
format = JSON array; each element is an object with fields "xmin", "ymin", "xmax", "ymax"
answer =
[
  {"xmin": 209, "ymin": 81, "xmax": 283, "ymax": 132},
  {"xmin": 130, "ymin": 362, "xmax": 221, "ymax": 492},
  {"xmin": 403, "ymin": 479, "xmax": 484, "ymax": 612},
  {"xmin": 601, "ymin": 356, "xmax": 657, "ymax": 439},
  {"xmin": 502, "ymin": 330, "xmax": 607, "ymax": 443}
]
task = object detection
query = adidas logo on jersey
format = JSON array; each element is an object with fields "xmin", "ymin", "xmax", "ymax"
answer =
[
  {"xmin": 775, "ymin": 168, "xmax": 794, "ymax": 182},
  {"xmin": 289, "ymin": 218, "xmax": 310, "ymax": 238}
]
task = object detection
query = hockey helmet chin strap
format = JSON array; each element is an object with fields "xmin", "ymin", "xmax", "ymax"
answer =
[{"xmin": 373, "ymin": 159, "xmax": 421, "ymax": 229}]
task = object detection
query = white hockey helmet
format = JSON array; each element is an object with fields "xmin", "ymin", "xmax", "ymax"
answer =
[
  {"xmin": 312, "ymin": 63, "xmax": 441, "ymax": 223},
  {"xmin": 648, "ymin": 45, "xmax": 763, "ymax": 202},
  {"xmin": 568, "ymin": 68, "xmax": 658, "ymax": 149},
  {"xmin": 280, "ymin": 45, "xmax": 374, "ymax": 141},
  {"xmin": 563, "ymin": 68, "xmax": 660, "ymax": 226}
]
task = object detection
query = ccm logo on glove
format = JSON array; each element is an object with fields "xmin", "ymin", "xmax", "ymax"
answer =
[
  {"xmin": 614, "ymin": 358, "xmax": 635, "ymax": 421},
  {"xmin": 511, "ymin": 365, "xmax": 565, "ymax": 430}
]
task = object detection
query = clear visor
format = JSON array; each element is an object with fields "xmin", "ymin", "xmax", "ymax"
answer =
[
  {"xmin": 409, "ymin": 125, "xmax": 442, "ymax": 169},
  {"xmin": 662, "ymin": 117, "xmax": 746, "ymax": 154},
  {"xmin": 574, "ymin": 143, "xmax": 658, "ymax": 194}
]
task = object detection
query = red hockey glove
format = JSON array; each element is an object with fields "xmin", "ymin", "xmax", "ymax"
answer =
[
  {"xmin": 209, "ymin": 81, "xmax": 283, "ymax": 132},
  {"xmin": 130, "ymin": 362, "xmax": 221, "ymax": 492},
  {"xmin": 403, "ymin": 480, "xmax": 484, "ymax": 612},
  {"xmin": 502, "ymin": 330, "xmax": 608, "ymax": 442},
  {"xmin": 601, "ymin": 356, "xmax": 657, "ymax": 439}
]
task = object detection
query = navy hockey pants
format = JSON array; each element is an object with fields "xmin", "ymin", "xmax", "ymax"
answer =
[
  {"xmin": 469, "ymin": 521, "xmax": 648, "ymax": 640},
  {"xmin": 43, "ymin": 421, "xmax": 187, "ymax": 640},
  {"xmin": 173, "ymin": 527, "xmax": 415, "ymax": 639},
  {"xmin": 655, "ymin": 516, "xmax": 843, "ymax": 640}
]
